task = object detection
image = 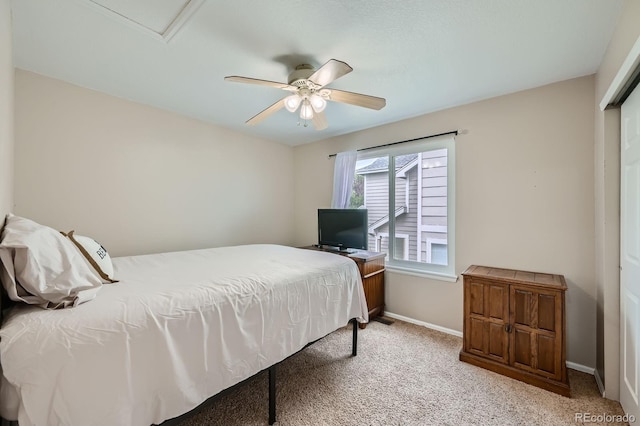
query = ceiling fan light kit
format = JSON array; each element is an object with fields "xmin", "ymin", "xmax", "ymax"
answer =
[
  {"xmin": 284, "ymin": 91, "xmax": 326, "ymax": 118},
  {"xmin": 225, "ymin": 59, "xmax": 386, "ymax": 130}
]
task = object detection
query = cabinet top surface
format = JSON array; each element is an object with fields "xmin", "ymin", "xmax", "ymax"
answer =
[
  {"xmin": 462, "ymin": 265, "xmax": 567, "ymax": 289},
  {"xmin": 298, "ymin": 245, "xmax": 386, "ymax": 261}
]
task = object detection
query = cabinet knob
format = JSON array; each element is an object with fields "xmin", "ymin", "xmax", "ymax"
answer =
[{"xmin": 505, "ymin": 324, "xmax": 512, "ymax": 333}]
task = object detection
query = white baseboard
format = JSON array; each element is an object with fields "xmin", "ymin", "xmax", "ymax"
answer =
[
  {"xmin": 384, "ymin": 312, "xmax": 597, "ymax": 377},
  {"xmin": 383, "ymin": 311, "xmax": 463, "ymax": 337},
  {"xmin": 594, "ymin": 368, "xmax": 606, "ymax": 397},
  {"xmin": 566, "ymin": 361, "xmax": 595, "ymax": 375}
]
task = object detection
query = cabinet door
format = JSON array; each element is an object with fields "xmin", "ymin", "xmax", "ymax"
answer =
[
  {"xmin": 510, "ymin": 286, "xmax": 563, "ymax": 380},
  {"xmin": 464, "ymin": 278, "xmax": 509, "ymax": 363}
]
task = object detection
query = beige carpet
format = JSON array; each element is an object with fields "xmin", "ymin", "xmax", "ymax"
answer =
[{"xmin": 177, "ymin": 319, "xmax": 625, "ymax": 426}]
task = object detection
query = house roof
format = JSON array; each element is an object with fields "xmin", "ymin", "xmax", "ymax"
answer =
[
  {"xmin": 357, "ymin": 154, "xmax": 418, "ymax": 174},
  {"xmin": 368, "ymin": 206, "xmax": 408, "ymax": 234}
]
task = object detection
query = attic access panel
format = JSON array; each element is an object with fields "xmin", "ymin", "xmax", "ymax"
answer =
[{"xmin": 82, "ymin": 0, "xmax": 204, "ymax": 41}]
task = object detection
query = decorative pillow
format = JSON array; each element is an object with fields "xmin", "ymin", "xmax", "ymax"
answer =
[
  {"xmin": 61, "ymin": 231, "xmax": 118, "ymax": 284},
  {"xmin": 0, "ymin": 214, "xmax": 103, "ymax": 309}
]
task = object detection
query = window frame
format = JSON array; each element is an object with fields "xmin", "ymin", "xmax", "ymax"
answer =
[{"xmin": 356, "ymin": 135, "xmax": 456, "ymax": 281}]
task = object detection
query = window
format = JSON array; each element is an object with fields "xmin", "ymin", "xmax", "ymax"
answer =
[
  {"xmin": 426, "ymin": 239, "xmax": 447, "ymax": 265},
  {"xmin": 349, "ymin": 135, "xmax": 456, "ymax": 280}
]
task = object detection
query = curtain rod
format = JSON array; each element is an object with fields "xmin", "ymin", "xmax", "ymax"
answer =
[{"xmin": 328, "ymin": 130, "xmax": 460, "ymax": 158}]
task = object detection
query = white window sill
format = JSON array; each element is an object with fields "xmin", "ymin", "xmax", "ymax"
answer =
[{"xmin": 385, "ymin": 265, "xmax": 459, "ymax": 282}]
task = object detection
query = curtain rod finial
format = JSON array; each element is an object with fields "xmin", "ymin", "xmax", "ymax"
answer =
[{"xmin": 458, "ymin": 129, "xmax": 468, "ymax": 135}]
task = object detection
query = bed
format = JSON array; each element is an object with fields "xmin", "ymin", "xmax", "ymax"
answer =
[{"xmin": 0, "ymin": 223, "xmax": 368, "ymax": 425}]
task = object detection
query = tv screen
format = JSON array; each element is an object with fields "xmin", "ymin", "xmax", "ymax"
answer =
[{"xmin": 317, "ymin": 209, "xmax": 368, "ymax": 251}]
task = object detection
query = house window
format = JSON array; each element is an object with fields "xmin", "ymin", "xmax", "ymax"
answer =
[
  {"xmin": 426, "ymin": 239, "xmax": 448, "ymax": 265},
  {"xmin": 373, "ymin": 233, "xmax": 409, "ymax": 260},
  {"xmin": 350, "ymin": 135, "xmax": 456, "ymax": 280}
]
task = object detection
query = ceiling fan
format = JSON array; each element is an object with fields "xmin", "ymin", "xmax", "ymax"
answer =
[{"xmin": 224, "ymin": 59, "xmax": 386, "ymax": 130}]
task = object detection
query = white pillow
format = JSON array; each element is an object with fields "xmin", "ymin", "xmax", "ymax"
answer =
[
  {"xmin": 62, "ymin": 231, "xmax": 117, "ymax": 283},
  {"xmin": 0, "ymin": 214, "xmax": 103, "ymax": 309}
]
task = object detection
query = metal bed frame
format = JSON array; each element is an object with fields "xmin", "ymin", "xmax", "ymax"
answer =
[{"xmin": 159, "ymin": 317, "xmax": 358, "ymax": 426}]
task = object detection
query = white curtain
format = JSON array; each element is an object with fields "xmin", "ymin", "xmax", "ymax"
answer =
[{"xmin": 331, "ymin": 150, "xmax": 358, "ymax": 209}]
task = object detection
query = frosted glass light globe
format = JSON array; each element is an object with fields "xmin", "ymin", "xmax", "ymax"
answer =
[
  {"xmin": 300, "ymin": 100, "xmax": 314, "ymax": 120},
  {"xmin": 284, "ymin": 95, "xmax": 302, "ymax": 112},
  {"xmin": 309, "ymin": 94, "xmax": 327, "ymax": 112}
]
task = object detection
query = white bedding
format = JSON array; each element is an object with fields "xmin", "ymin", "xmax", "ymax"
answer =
[{"xmin": 0, "ymin": 244, "xmax": 368, "ymax": 425}]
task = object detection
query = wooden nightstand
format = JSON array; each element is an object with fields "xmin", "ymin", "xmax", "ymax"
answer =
[{"xmin": 299, "ymin": 246, "xmax": 386, "ymax": 328}]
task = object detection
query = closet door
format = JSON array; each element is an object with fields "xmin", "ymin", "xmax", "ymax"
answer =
[{"xmin": 621, "ymin": 83, "xmax": 640, "ymax": 420}]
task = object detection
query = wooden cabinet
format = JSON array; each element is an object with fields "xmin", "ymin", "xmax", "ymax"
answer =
[
  {"xmin": 459, "ymin": 265, "xmax": 570, "ymax": 396},
  {"xmin": 300, "ymin": 246, "xmax": 385, "ymax": 328}
]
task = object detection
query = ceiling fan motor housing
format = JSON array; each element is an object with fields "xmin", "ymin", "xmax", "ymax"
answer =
[{"xmin": 288, "ymin": 64, "xmax": 315, "ymax": 87}]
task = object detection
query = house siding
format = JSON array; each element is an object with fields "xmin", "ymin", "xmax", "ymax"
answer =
[
  {"xmin": 397, "ymin": 166, "xmax": 418, "ymax": 260},
  {"xmin": 422, "ymin": 148, "xmax": 448, "ymax": 230},
  {"xmin": 364, "ymin": 172, "xmax": 389, "ymax": 225},
  {"xmin": 421, "ymin": 149, "xmax": 448, "ymax": 262}
]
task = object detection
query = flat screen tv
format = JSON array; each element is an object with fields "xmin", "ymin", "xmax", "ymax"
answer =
[{"xmin": 317, "ymin": 209, "xmax": 368, "ymax": 251}]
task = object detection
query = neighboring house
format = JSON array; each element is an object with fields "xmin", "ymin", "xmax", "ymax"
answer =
[{"xmin": 354, "ymin": 149, "xmax": 448, "ymax": 265}]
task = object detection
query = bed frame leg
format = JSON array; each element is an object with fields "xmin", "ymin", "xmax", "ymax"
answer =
[
  {"xmin": 351, "ymin": 318, "xmax": 358, "ymax": 357},
  {"xmin": 268, "ymin": 365, "xmax": 276, "ymax": 425}
]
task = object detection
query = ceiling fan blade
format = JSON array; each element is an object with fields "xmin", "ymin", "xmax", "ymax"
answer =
[
  {"xmin": 326, "ymin": 89, "xmax": 386, "ymax": 110},
  {"xmin": 307, "ymin": 59, "xmax": 353, "ymax": 88},
  {"xmin": 246, "ymin": 98, "xmax": 286, "ymax": 126},
  {"xmin": 225, "ymin": 76, "xmax": 298, "ymax": 91},
  {"xmin": 312, "ymin": 111, "xmax": 328, "ymax": 130}
]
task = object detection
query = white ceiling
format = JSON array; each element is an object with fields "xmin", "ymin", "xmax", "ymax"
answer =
[{"xmin": 10, "ymin": 0, "xmax": 623, "ymax": 146}]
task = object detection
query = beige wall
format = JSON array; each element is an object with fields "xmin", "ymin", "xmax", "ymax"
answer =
[
  {"xmin": 0, "ymin": 0, "xmax": 13, "ymax": 223},
  {"xmin": 594, "ymin": 0, "xmax": 640, "ymax": 399},
  {"xmin": 294, "ymin": 76, "xmax": 597, "ymax": 367},
  {"xmin": 14, "ymin": 70, "xmax": 295, "ymax": 256}
]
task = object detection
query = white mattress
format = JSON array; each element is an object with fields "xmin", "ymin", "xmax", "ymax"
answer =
[{"xmin": 0, "ymin": 244, "xmax": 368, "ymax": 425}]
